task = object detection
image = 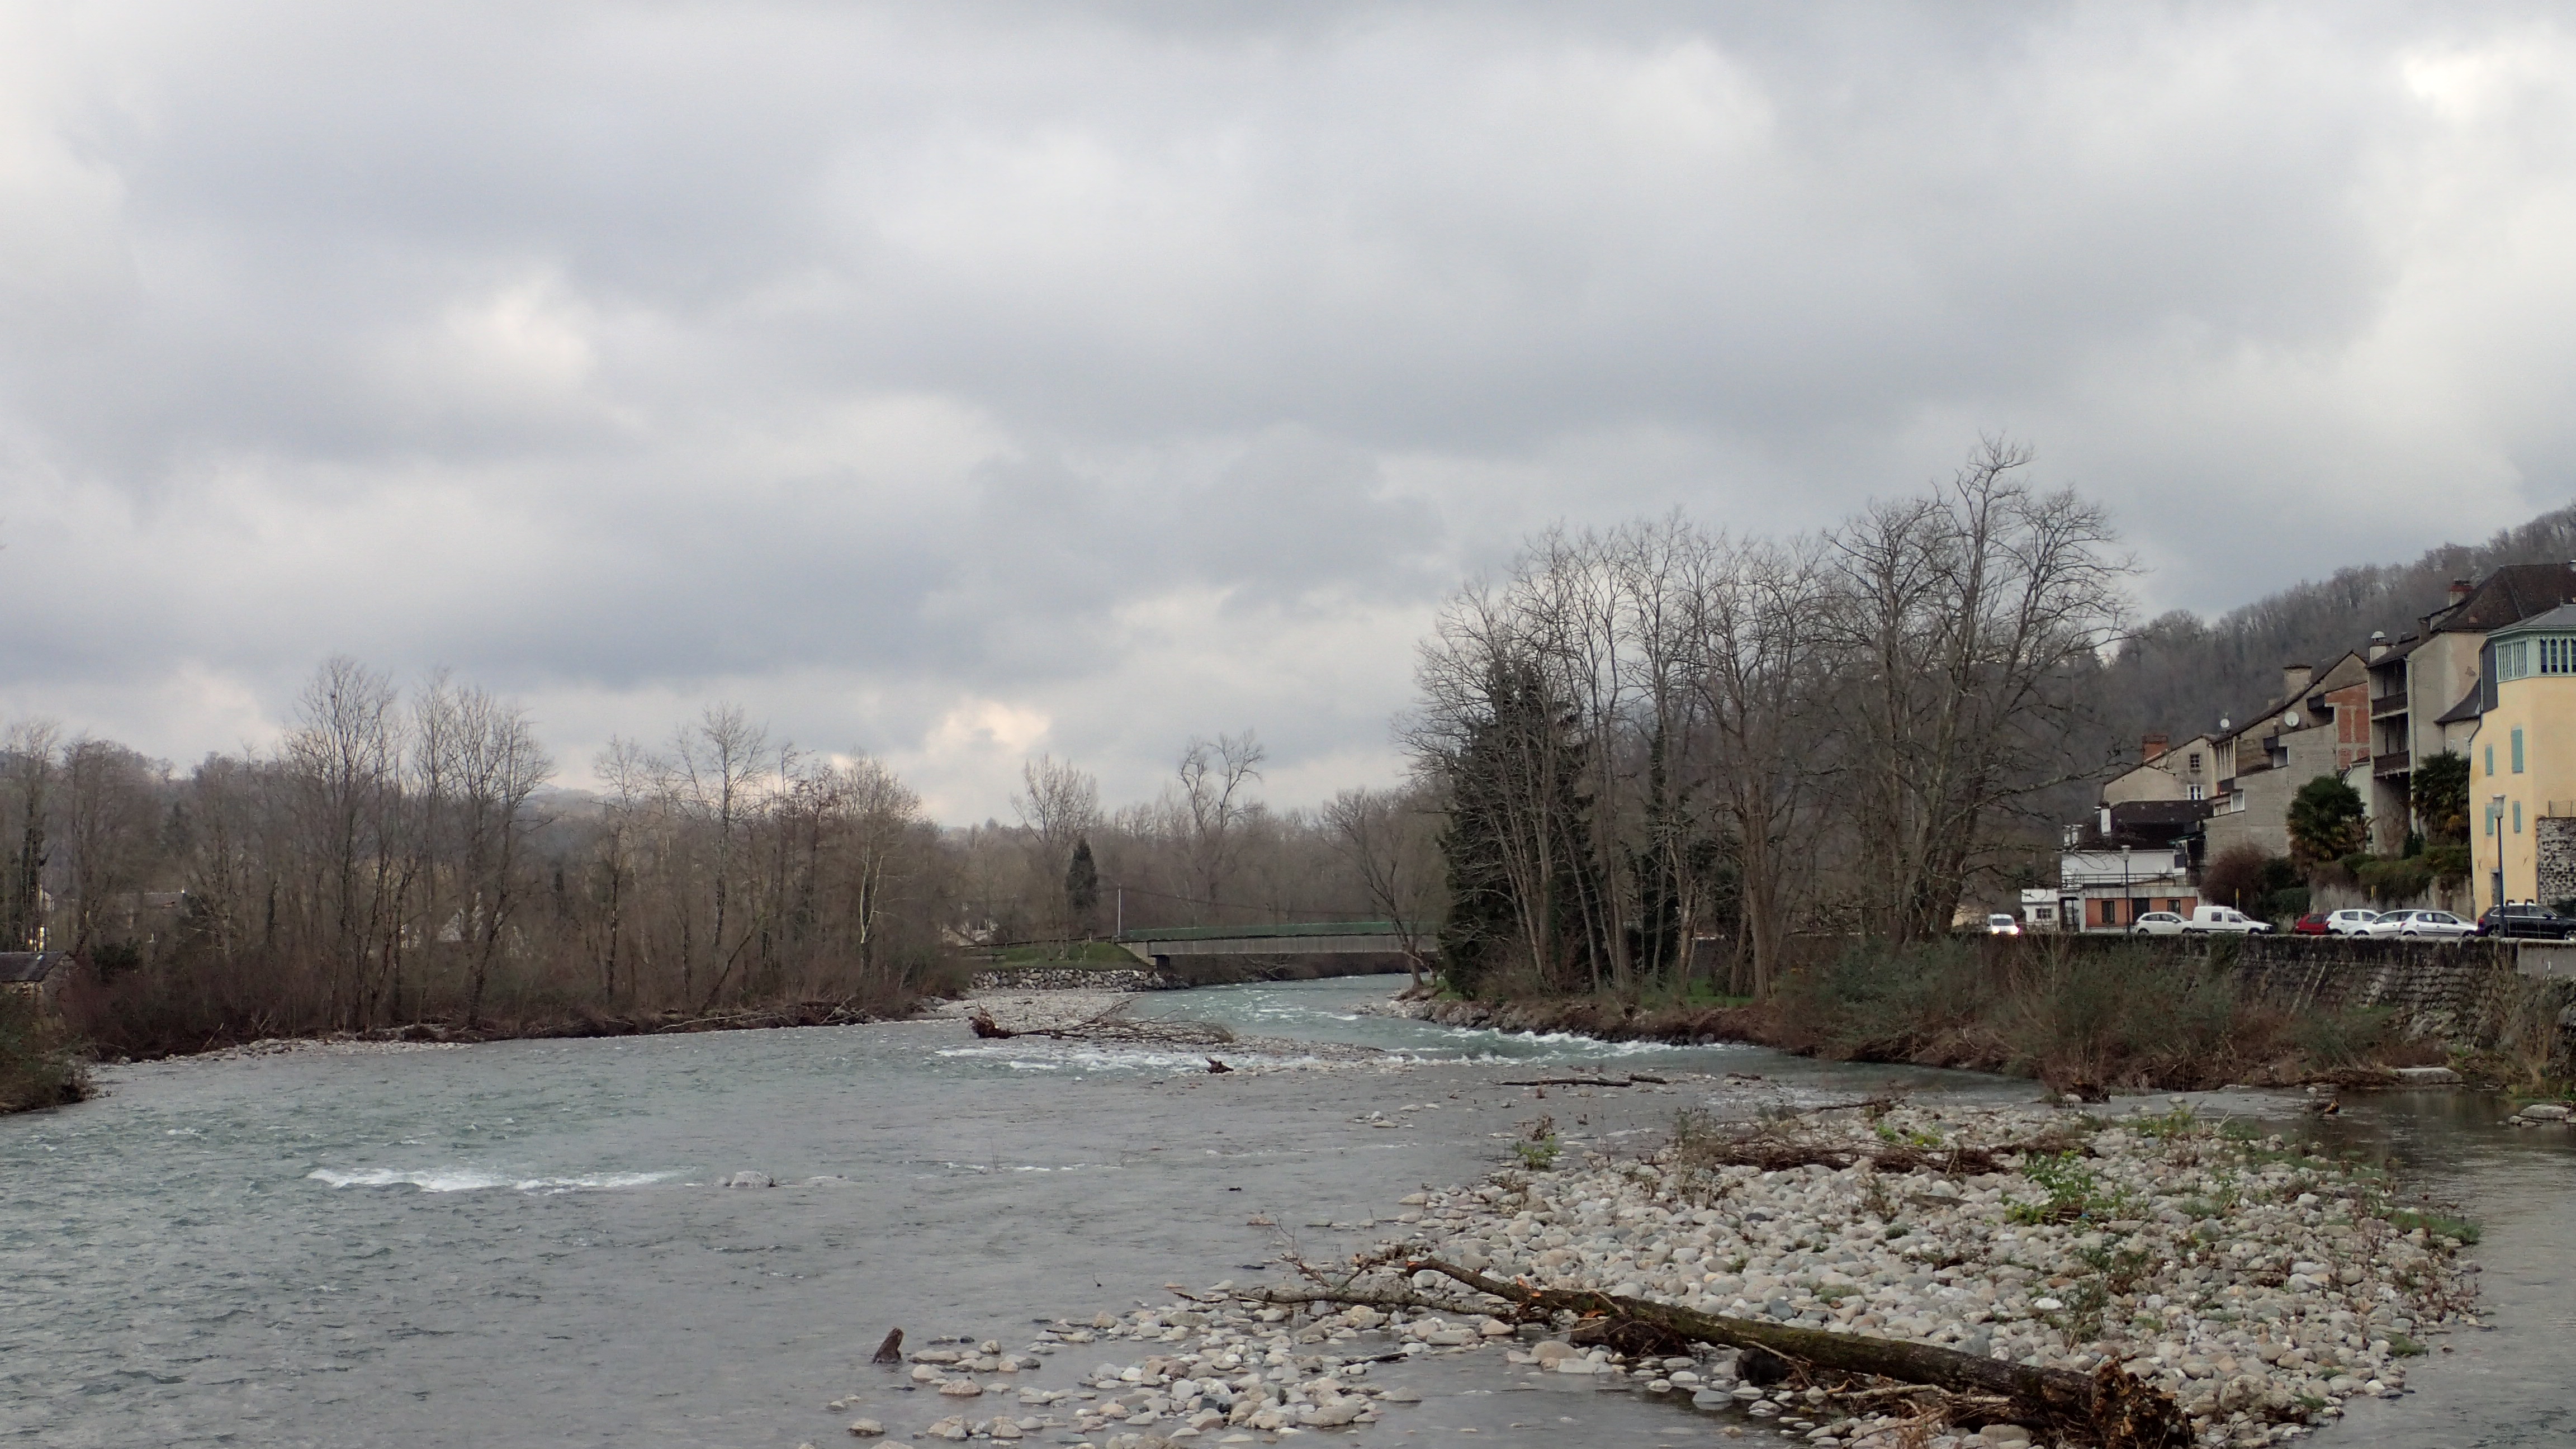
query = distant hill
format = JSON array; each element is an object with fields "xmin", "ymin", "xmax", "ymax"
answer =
[{"xmin": 2099, "ymin": 500, "xmax": 2576, "ymax": 749}]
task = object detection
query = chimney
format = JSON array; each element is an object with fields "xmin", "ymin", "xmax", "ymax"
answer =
[
  {"xmin": 2368, "ymin": 629, "xmax": 2389, "ymax": 661},
  {"xmin": 2099, "ymin": 805, "xmax": 2113, "ymax": 838},
  {"xmin": 2142, "ymin": 732, "xmax": 2169, "ymax": 762},
  {"xmin": 2448, "ymin": 578, "xmax": 2474, "ymax": 605},
  {"xmin": 2282, "ymin": 662, "xmax": 2313, "ymax": 700}
]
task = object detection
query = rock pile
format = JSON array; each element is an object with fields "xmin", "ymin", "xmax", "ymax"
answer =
[{"xmin": 815, "ymin": 1101, "xmax": 2475, "ymax": 1448}]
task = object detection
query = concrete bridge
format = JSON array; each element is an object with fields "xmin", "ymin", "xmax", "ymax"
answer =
[{"xmin": 1116, "ymin": 921, "xmax": 1434, "ymax": 965}]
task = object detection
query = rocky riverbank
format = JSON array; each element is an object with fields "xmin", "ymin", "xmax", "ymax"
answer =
[{"xmin": 841, "ymin": 1097, "xmax": 2474, "ymax": 1449}]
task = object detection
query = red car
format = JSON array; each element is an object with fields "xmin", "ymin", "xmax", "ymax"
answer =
[{"xmin": 2291, "ymin": 913, "xmax": 2332, "ymax": 936}]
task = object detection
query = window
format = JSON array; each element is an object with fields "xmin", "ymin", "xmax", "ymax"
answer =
[
  {"xmin": 2544, "ymin": 637, "xmax": 2576, "ymax": 675},
  {"xmin": 2500, "ymin": 640, "xmax": 2532, "ymax": 680},
  {"xmin": 2187, "ymin": 752, "xmax": 2202, "ymax": 773},
  {"xmin": 2515, "ymin": 727, "xmax": 2526, "ymax": 773},
  {"xmin": 2515, "ymin": 801, "xmax": 2524, "ymax": 834},
  {"xmin": 2487, "ymin": 744, "xmax": 2497, "ymax": 776},
  {"xmin": 2187, "ymin": 783, "xmax": 2204, "ymax": 801}
]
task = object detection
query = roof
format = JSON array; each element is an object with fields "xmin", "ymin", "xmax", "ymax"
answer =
[
  {"xmin": 2368, "ymin": 633, "xmax": 2423, "ymax": 667},
  {"xmin": 2435, "ymin": 682, "xmax": 2485, "ymax": 726},
  {"xmin": 0, "ymin": 951, "xmax": 68, "ymax": 984},
  {"xmin": 2068, "ymin": 799, "xmax": 2210, "ymax": 849},
  {"xmin": 2432, "ymin": 564, "xmax": 2576, "ymax": 633},
  {"xmin": 2111, "ymin": 799, "xmax": 2212, "ymax": 832},
  {"xmin": 2489, "ymin": 602, "xmax": 2576, "ymax": 639}
]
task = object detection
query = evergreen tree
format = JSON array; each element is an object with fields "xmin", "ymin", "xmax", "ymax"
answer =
[{"xmin": 1063, "ymin": 835, "xmax": 1100, "ymax": 939}]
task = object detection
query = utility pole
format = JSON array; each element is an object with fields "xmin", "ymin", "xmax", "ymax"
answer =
[{"xmin": 1115, "ymin": 884, "xmax": 1124, "ymax": 939}]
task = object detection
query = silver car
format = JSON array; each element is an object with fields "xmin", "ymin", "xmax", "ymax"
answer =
[
  {"xmin": 2366, "ymin": 909, "xmax": 2476, "ymax": 940},
  {"xmin": 2130, "ymin": 911, "xmax": 2187, "ymax": 936}
]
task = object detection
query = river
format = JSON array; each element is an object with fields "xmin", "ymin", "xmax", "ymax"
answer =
[{"xmin": 2, "ymin": 976, "xmax": 2566, "ymax": 1447}]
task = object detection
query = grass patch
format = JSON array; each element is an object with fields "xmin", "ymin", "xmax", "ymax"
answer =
[{"xmin": 2385, "ymin": 1208, "xmax": 2483, "ymax": 1245}]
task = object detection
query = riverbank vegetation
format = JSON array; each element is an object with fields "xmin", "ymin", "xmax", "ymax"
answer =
[
  {"xmin": 1415, "ymin": 440, "xmax": 2128, "ymax": 1004},
  {"xmin": 0, "ymin": 667, "xmax": 981, "ymax": 1062},
  {"xmin": 0, "ymin": 992, "xmax": 88, "ymax": 1111},
  {"xmin": 1400, "ymin": 936, "xmax": 2499, "ymax": 1092},
  {"xmin": 0, "ymin": 664, "xmax": 1442, "ymax": 1068}
]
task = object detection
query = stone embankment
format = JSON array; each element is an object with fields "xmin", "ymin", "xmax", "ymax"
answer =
[
  {"xmin": 819, "ymin": 1101, "xmax": 2473, "ymax": 1449},
  {"xmin": 968, "ymin": 968, "xmax": 1181, "ymax": 993}
]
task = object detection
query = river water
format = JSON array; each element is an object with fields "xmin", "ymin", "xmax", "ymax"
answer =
[{"xmin": 2, "ymin": 977, "xmax": 2567, "ymax": 1447}]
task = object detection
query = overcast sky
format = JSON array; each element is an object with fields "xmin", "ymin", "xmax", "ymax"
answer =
[{"xmin": 3, "ymin": 2, "xmax": 2572, "ymax": 820}]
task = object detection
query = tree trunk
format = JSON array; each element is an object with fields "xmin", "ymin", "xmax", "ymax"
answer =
[{"xmin": 1268, "ymin": 1259, "xmax": 2190, "ymax": 1449}]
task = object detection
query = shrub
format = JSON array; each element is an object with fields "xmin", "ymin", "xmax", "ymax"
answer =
[
  {"xmin": 2355, "ymin": 855, "xmax": 2434, "ymax": 905},
  {"xmin": 0, "ymin": 993, "xmax": 89, "ymax": 1114}
]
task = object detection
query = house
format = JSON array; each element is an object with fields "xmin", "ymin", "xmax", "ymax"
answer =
[
  {"xmin": 2101, "ymin": 733, "xmax": 2218, "ymax": 804},
  {"xmin": 2366, "ymin": 565, "xmax": 2576, "ymax": 851},
  {"xmin": 0, "ymin": 952, "xmax": 72, "ymax": 1012},
  {"xmin": 2464, "ymin": 604, "xmax": 2576, "ymax": 913},
  {"xmin": 2205, "ymin": 652, "xmax": 2372, "ymax": 859},
  {"xmin": 2054, "ymin": 799, "xmax": 2207, "ymax": 930}
]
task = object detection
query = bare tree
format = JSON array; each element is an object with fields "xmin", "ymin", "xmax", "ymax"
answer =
[
  {"xmin": 590, "ymin": 736, "xmax": 652, "ymax": 1000},
  {"xmin": 1684, "ymin": 533, "xmax": 1836, "ymax": 996},
  {"xmin": 454, "ymin": 688, "xmax": 552, "ymax": 1027},
  {"xmin": 657, "ymin": 705, "xmax": 773, "ymax": 1008},
  {"xmin": 59, "ymin": 738, "xmax": 164, "ymax": 966},
  {"xmin": 285, "ymin": 657, "xmax": 402, "ymax": 1028},
  {"xmin": 1013, "ymin": 754, "xmax": 1100, "ymax": 939},
  {"xmin": 1824, "ymin": 438, "xmax": 2132, "ymax": 942},
  {"xmin": 1322, "ymin": 783, "xmax": 1445, "ymax": 983},
  {"xmin": 1175, "ymin": 732, "xmax": 1266, "ymax": 920},
  {"xmin": 1, "ymin": 721, "xmax": 59, "ymax": 950}
]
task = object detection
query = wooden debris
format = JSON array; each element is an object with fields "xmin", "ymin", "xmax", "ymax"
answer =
[{"xmin": 1243, "ymin": 1258, "xmax": 2190, "ymax": 1449}]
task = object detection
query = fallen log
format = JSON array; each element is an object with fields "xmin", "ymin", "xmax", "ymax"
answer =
[
  {"xmin": 1250, "ymin": 1259, "xmax": 2187, "ymax": 1449},
  {"xmin": 1497, "ymin": 1074, "xmax": 1670, "ymax": 1087}
]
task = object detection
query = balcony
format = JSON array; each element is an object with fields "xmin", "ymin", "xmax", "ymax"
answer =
[
  {"xmin": 2370, "ymin": 692, "xmax": 2409, "ymax": 718},
  {"xmin": 2373, "ymin": 751, "xmax": 2412, "ymax": 778}
]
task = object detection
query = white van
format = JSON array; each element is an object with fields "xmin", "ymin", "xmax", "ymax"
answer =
[{"xmin": 2181, "ymin": 906, "xmax": 2272, "ymax": 935}]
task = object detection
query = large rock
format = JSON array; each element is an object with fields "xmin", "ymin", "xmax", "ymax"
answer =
[{"xmin": 845, "ymin": 1419, "xmax": 884, "ymax": 1437}]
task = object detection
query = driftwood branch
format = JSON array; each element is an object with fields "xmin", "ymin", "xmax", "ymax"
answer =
[
  {"xmin": 1498, "ymin": 1074, "xmax": 1670, "ymax": 1087},
  {"xmin": 1251, "ymin": 1258, "xmax": 2188, "ymax": 1449}
]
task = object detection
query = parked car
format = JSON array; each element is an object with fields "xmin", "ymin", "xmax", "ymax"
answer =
[
  {"xmin": 2130, "ymin": 911, "xmax": 2187, "ymax": 936},
  {"xmin": 1986, "ymin": 913, "xmax": 2021, "ymax": 936},
  {"xmin": 2323, "ymin": 909, "xmax": 2381, "ymax": 936},
  {"xmin": 2182, "ymin": 906, "xmax": 2272, "ymax": 935},
  {"xmin": 2292, "ymin": 912, "xmax": 2331, "ymax": 936},
  {"xmin": 2365, "ymin": 909, "xmax": 2476, "ymax": 940},
  {"xmin": 2476, "ymin": 903, "xmax": 2576, "ymax": 940}
]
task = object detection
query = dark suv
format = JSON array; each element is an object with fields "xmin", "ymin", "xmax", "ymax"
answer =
[{"xmin": 2476, "ymin": 903, "xmax": 2576, "ymax": 940}]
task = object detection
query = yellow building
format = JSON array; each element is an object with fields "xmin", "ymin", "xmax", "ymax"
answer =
[{"xmin": 2466, "ymin": 605, "xmax": 2576, "ymax": 913}]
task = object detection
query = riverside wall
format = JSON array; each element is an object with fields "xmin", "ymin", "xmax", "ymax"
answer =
[{"xmin": 2049, "ymin": 933, "xmax": 2574, "ymax": 1044}]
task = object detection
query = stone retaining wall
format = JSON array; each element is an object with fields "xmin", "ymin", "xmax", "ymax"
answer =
[{"xmin": 968, "ymin": 967, "xmax": 1184, "ymax": 993}]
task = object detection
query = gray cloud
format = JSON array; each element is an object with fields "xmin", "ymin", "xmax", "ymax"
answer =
[{"xmin": 1, "ymin": 1, "xmax": 2572, "ymax": 816}]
